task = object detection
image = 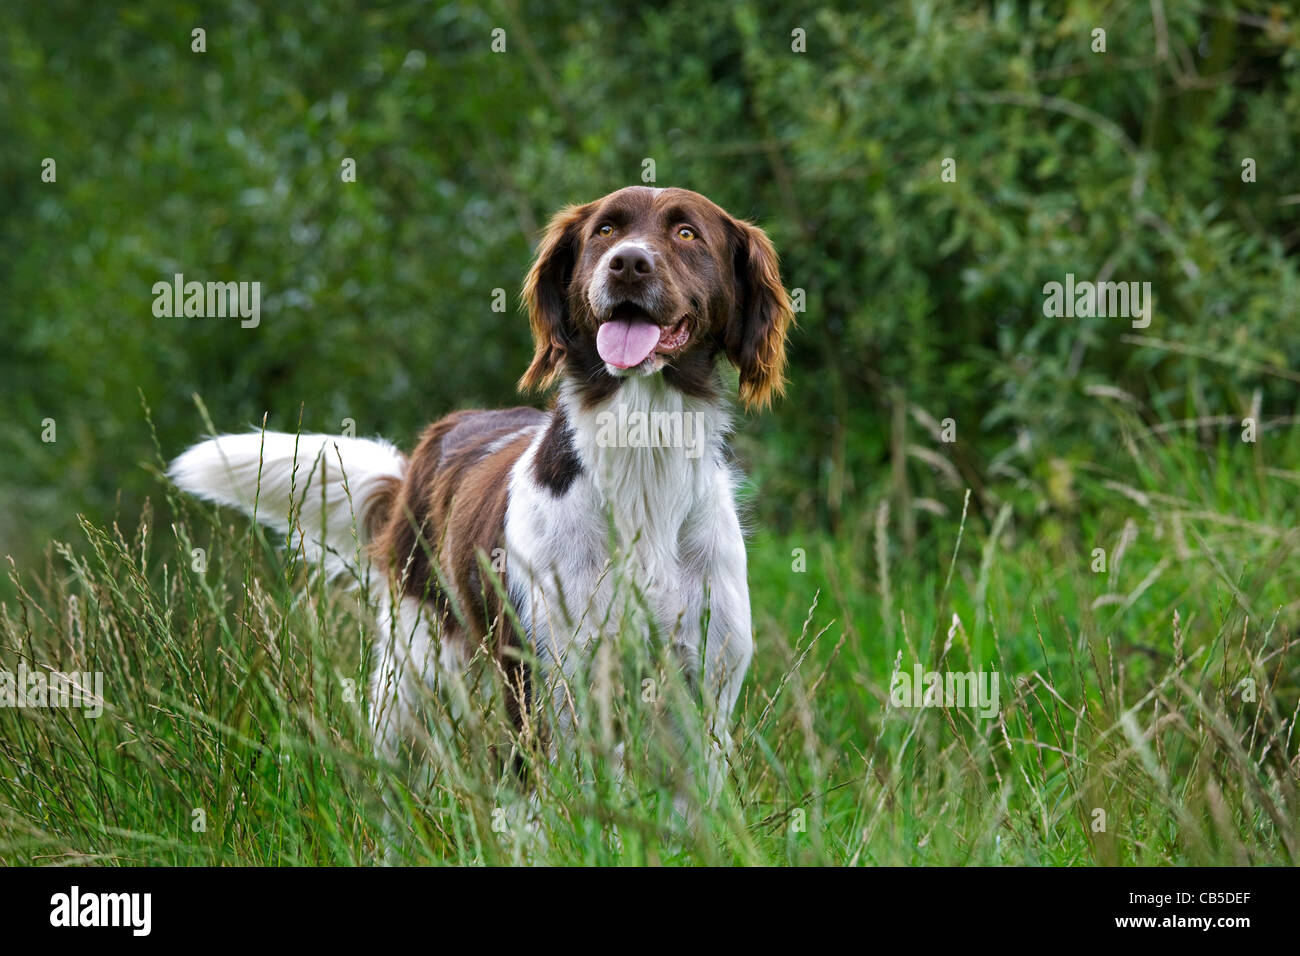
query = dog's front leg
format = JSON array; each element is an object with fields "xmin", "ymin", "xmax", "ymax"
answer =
[
  {"xmin": 685, "ymin": 496, "xmax": 755, "ymax": 801},
  {"xmin": 702, "ymin": 564, "xmax": 753, "ymax": 793}
]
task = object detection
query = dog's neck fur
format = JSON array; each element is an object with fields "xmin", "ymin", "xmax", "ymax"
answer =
[{"xmin": 558, "ymin": 375, "xmax": 733, "ymax": 580}]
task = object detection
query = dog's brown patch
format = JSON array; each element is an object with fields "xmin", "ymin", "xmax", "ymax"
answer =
[
  {"xmin": 531, "ymin": 405, "xmax": 582, "ymax": 496},
  {"xmin": 370, "ymin": 407, "xmax": 544, "ymax": 728}
]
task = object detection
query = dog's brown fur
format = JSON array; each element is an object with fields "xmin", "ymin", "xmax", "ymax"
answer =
[{"xmin": 520, "ymin": 186, "xmax": 793, "ymax": 409}]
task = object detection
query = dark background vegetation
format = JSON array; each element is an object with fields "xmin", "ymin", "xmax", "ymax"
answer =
[{"xmin": 2, "ymin": 0, "xmax": 1297, "ymax": 570}]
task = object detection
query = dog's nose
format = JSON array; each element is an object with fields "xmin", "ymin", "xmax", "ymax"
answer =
[{"xmin": 608, "ymin": 247, "xmax": 654, "ymax": 279}]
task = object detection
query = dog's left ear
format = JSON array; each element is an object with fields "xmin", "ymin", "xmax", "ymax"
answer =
[
  {"xmin": 723, "ymin": 218, "xmax": 794, "ymax": 409},
  {"xmin": 519, "ymin": 202, "xmax": 594, "ymax": 393}
]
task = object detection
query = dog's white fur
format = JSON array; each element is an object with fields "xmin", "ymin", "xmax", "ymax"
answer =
[
  {"xmin": 507, "ymin": 377, "xmax": 752, "ymax": 744},
  {"xmin": 169, "ymin": 431, "xmax": 404, "ymax": 582}
]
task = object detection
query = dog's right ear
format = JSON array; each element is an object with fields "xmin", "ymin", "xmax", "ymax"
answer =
[
  {"xmin": 723, "ymin": 216, "xmax": 794, "ymax": 410},
  {"xmin": 519, "ymin": 202, "xmax": 594, "ymax": 393}
]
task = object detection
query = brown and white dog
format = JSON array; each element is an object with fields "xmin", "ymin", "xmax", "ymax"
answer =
[{"xmin": 169, "ymin": 185, "xmax": 793, "ymax": 785}]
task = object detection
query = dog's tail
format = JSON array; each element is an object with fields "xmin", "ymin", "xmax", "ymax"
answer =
[{"xmin": 168, "ymin": 431, "xmax": 406, "ymax": 581}]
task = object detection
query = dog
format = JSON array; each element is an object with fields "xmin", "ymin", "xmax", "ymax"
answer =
[{"xmin": 169, "ymin": 185, "xmax": 793, "ymax": 794}]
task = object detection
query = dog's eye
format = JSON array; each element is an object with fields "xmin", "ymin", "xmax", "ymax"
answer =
[
  {"xmin": 597, "ymin": 224, "xmax": 614, "ymax": 237},
  {"xmin": 676, "ymin": 226, "xmax": 696, "ymax": 241}
]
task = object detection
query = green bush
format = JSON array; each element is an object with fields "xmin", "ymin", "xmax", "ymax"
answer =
[{"xmin": 4, "ymin": 1, "xmax": 1298, "ymax": 555}]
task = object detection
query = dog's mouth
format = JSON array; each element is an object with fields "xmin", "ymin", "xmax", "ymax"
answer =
[{"xmin": 596, "ymin": 303, "xmax": 690, "ymax": 369}]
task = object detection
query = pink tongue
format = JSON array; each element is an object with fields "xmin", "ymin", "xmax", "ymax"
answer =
[{"xmin": 596, "ymin": 319, "xmax": 661, "ymax": 369}]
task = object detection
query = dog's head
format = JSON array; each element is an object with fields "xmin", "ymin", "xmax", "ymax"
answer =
[{"xmin": 520, "ymin": 186, "xmax": 793, "ymax": 409}]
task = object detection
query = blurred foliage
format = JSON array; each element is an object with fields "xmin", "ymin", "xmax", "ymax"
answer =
[{"xmin": 1, "ymin": 0, "xmax": 1298, "ymax": 565}]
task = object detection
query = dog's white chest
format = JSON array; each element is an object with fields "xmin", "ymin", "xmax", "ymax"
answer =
[{"xmin": 504, "ymin": 381, "xmax": 736, "ymax": 677}]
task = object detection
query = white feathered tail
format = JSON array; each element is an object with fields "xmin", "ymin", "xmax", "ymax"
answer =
[{"xmin": 168, "ymin": 431, "xmax": 406, "ymax": 580}]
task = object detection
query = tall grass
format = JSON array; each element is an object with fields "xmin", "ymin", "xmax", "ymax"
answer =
[{"xmin": 1, "ymin": 400, "xmax": 1297, "ymax": 865}]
